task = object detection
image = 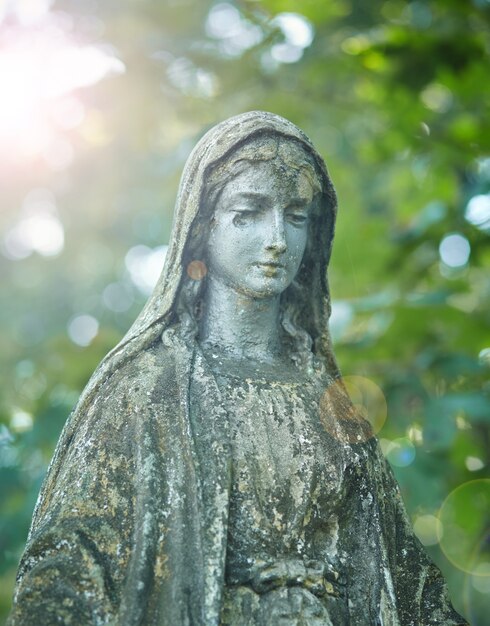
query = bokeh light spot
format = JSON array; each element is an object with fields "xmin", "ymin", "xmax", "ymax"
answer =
[
  {"xmin": 420, "ymin": 83, "xmax": 453, "ymax": 113},
  {"xmin": 206, "ymin": 3, "xmax": 242, "ymax": 39},
  {"xmin": 272, "ymin": 13, "xmax": 314, "ymax": 48},
  {"xmin": 0, "ymin": 424, "xmax": 14, "ymax": 447},
  {"xmin": 10, "ymin": 409, "xmax": 34, "ymax": 433},
  {"xmin": 187, "ymin": 260, "xmax": 208, "ymax": 280},
  {"xmin": 271, "ymin": 43, "xmax": 303, "ymax": 64},
  {"xmin": 465, "ymin": 194, "xmax": 490, "ymax": 232},
  {"xmin": 68, "ymin": 314, "xmax": 99, "ymax": 347},
  {"xmin": 3, "ymin": 190, "xmax": 65, "ymax": 259},
  {"xmin": 465, "ymin": 456, "xmax": 485, "ymax": 472},
  {"xmin": 270, "ymin": 13, "xmax": 314, "ymax": 64},
  {"xmin": 407, "ymin": 425, "xmax": 423, "ymax": 444},
  {"xmin": 341, "ymin": 34, "xmax": 370, "ymax": 55},
  {"xmin": 438, "ymin": 479, "xmax": 490, "ymax": 575},
  {"xmin": 15, "ymin": 360, "xmax": 35, "ymax": 379},
  {"xmin": 402, "ymin": 1, "xmax": 433, "ymax": 28},
  {"xmin": 167, "ymin": 58, "xmax": 219, "ymax": 99},
  {"xmin": 478, "ymin": 347, "xmax": 490, "ymax": 366},
  {"xmin": 384, "ymin": 437, "xmax": 416, "ymax": 467},
  {"xmin": 329, "ymin": 301, "xmax": 354, "ymax": 340},
  {"xmin": 205, "ymin": 3, "xmax": 263, "ymax": 58},
  {"xmin": 413, "ymin": 514, "xmax": 443, "ymax": 546},
  {"xmin": 439, "ymin": 233, "xmax": 470, "ymax": 268},
  {"xmin": 471, "ymin": 563, "xmax": 490, "ymax": 594},
  {"xmin": 125, "ymin": 245, "xmax": 167, "ymax": 295},
  {"xmin": 102, "ymin": 282, "xmax": 134, "ymax": 313},
  {"xmin": 342, "ymin": 376, "xmax": 388, "ymax": 434},
  {"xmin": 319, "ymin": 376, "xmax": 387, "ymax": 444}
]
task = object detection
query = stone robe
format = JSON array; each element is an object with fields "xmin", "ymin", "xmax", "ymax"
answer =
[{"xmin": 8, "ymin": 337, "xmax": 467, "ymax": 625}]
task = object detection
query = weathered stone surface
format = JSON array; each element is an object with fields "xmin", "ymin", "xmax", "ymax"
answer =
[{"xmin": 8, "ymin": 112, "xmax": 467, "ymax": 625}]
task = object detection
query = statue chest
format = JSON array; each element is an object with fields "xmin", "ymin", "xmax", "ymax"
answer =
[{"xmin": 213, "ymin": 374, "xmax": 349, "ymax": 568}]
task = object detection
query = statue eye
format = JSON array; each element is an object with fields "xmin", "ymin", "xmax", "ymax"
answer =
[
  {"xmin": 232, "ymin": 210, "xmax": 257, "ymax": 226},
  {"xmin": 287, "ymin": 212, "xmax": 308, "ymax": 226}
]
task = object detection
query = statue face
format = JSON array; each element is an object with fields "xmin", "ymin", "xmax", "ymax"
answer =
[{"xmin": 206, "ymin": 159, "xmax": 314, "ymax": 299}]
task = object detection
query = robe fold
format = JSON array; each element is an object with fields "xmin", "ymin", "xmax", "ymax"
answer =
[{"xmin": 9, "ymin": 338, "xmax": 229, "ymax": 626}]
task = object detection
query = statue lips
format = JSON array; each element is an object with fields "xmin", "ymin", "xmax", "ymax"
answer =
[{"xmin": 255, "ymin": 260, "xmax": 285, "ymax": 277}]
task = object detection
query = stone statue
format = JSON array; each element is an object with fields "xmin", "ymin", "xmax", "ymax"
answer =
[{"xmin": 8, "ymin": 112, "xmax": 467, "ymax": 625}]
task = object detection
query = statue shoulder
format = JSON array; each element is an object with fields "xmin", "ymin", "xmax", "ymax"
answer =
[
  {"xmin": 27, "ymin": 340, "xmax": 180, "ymax": 527},
  {"xmin": 56, "ymin": 339, "xmax": 178, "ymax": 450},
  {"xmin": 96, "ymin": 339, "xmax": 176, "ymax": 400}
]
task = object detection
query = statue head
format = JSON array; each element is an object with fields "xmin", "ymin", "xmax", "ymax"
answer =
[
  {"xmin": 203, "ymin": 137, "xmax": 318, "ymax": 301},
  {"xmin": 176, "ymin": 127, "xmax": 334, "ymax": 370},
  {"xmin": 182, "ymin": 133, "xmax": 323, "ymax": 295}
]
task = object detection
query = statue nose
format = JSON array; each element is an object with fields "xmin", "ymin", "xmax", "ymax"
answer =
[{"xmin": 265, "ymin": 211, "xmax": 287, "ymax": 253}]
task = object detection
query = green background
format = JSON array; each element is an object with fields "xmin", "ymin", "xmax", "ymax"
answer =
[{"xmin": 0, "ymin": 1, "xmax": 489, "ymax": 623}]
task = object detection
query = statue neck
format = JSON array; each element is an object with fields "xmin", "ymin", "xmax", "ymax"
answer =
[{"xmin": 199, "ymin": 275, "xmax": 283, "ymax": 362}]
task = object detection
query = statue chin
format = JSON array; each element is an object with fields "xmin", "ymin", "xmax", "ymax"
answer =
[{"xmin": 7, "ymin": 111, "xmax": 467, "ymax": 626}]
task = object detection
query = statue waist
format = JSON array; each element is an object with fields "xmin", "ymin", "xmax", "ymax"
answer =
[{"xmin": 226, "ymin": 557, "xmax": 344, "ymax": 598}]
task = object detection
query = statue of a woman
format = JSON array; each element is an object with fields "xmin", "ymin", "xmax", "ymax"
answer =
[{"xmin": 8, "ymin": 112, "xmax": 467, "ymax": 625}]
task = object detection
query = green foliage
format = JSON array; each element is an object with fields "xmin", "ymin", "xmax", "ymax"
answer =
[{"xmin": 0, "ymin": 0, "xmax": 489, "ymax": 622}]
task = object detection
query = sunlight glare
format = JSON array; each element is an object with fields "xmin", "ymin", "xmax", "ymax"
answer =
[
  {"xmin": 5, "ymin": 0, "xmax": 54, "ymax": 26},
  {"xmin": 0, "ymin": 18, "xmax": 125, "ymax": 162}
]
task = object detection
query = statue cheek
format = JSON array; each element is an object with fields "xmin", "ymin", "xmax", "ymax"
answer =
[{"xmin": 286, "ymin": 231, "xmax": 308, "ymax": 264}]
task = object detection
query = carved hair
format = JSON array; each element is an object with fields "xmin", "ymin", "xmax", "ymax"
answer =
[{"xmin": 176, "ymin": 133, "xmax": 327, "ymax": 374}]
